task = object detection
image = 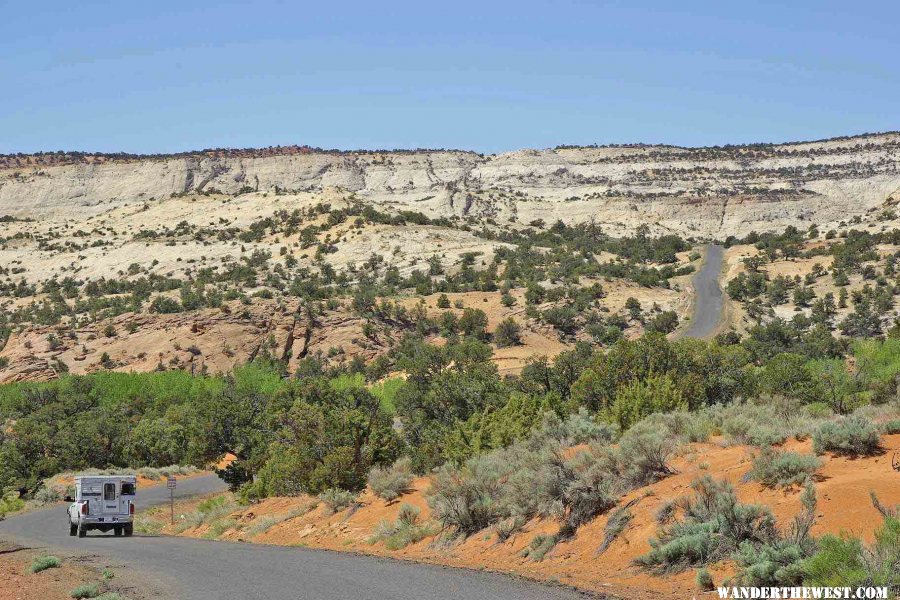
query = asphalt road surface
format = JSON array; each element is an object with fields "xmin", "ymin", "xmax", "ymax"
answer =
[
  {"xmin": 1, "ymin": 474, "xmax": 588, "ymax": 600},
  {"xmin": 681, "ymin": 244, "xmax": 725, "ymax": 338}
]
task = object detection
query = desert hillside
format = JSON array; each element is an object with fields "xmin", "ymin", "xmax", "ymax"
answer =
[{"xmin": 2, "ymin": 132, "xmax": 899, "ymax": 384}]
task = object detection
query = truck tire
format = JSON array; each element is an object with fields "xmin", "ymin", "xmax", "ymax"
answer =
[
  {"xmin": 69, "ymin": 522, "xmax": 77, "ymax": 536},
  {"xmin": 124, "ymin": 524, "xmax": 133, "ymax": 537},
  {"xmin": 77, "ymin": 522, "xmax": 86, "ymax": 538},
  {"xmin": 114, "ymin": 526, "xmax": 123, "ymax": 536}
]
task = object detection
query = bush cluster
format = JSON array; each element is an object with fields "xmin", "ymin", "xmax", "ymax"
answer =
[
  {"xmin": 318, "ymin": 488, "xmax": 357, "ymax": 514},
  {"xmin": 812, "ymin": 415, "xmax": 881, "ymax": 456},
  {"xmin": 368, "ymin": 503, "xmax": 438, "ymax": 550},
  {"xmin": 426, "ymin": 411, "xmax": 684, "ymax": 539},
  {"xmin": 29, "ymin": 555, "xmax": 61, "ymax": 573},
  {"xmin": 750, "ymin": 447, "xmax": 821, "ymax": 488},
  {"xmin": 636, "ymin": 476, "xmax": 779, "ymax": 572},
  {"xmin": 367, "ymin": 457, "xmax": 413, "ymax": 503}
]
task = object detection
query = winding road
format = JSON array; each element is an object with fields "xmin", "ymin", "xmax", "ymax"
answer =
[
  {"xmin": 681, "ymin": 244, "xmax": 726, "ymax": 339},
  {"xmin": 0, "ymin": 475, "xmax": 587, "ymax": 600}
]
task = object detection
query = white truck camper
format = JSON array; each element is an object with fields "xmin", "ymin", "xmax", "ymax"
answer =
[{"xmin": 66, "ymin": 475, "xmax": 136, "ymax": 537}]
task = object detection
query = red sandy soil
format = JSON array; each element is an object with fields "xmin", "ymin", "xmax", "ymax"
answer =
[
  {"xmin": 0, "ymin": 541, "xmax": 170, "ymax": 600},
  {"xmin": 152, "ymin": 435, "xmax": 900, "ymax": 600},
  {"xmin": 0, "ymin": 551, "xmax": 86, "ymax": 600}
]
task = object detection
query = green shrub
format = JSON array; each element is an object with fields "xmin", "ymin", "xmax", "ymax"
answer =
[
  {"xmin": 655, "ymin": 500, "xmax": 676, "ymax": 525},
  {"xmin": 812, "ymin": 415, "xmax": 880, "ymax": 456},
  {"xmin": 805, "ymin": 402, "xmax": 833, "ymax": 418},
  {"xmin": 70, "ymin": 584, "xmax": 100, "ymax": 599},
  {"xmin": 247, "ymin": 516, "xmax": 281, "ymax": 538},
  {"xmin": 196, "ymin": 495, "xmax": 236, "ymax": 519},
  {"xmin": 750, "ymin": 447, "xmax": 821, "ymax": 488},
  {"xmin": 853, "ymin": 339, "xmax": 900, "ymax": 387},
  {"xmin": 370, "ymin": 377, "xmax": 405, "ymax": 414},
  {"xmin": 494, "ymin": 317, "xmax": 522, "ymax": 348},
  {"xmin": 367, "ymin": 457, "xmax": 413, "ymax": 502},
  {"xmin": 382, "ymin": 520, "xmax": 438, "ymax": 551},
  {"xmin": 149, "ymin": 296, "xmax": 182, "ymax": 314},
  {"xmin": 427, "ymin": 412, "xmax": 627, "ymax": 538},
  {"xmin": 134, "ymin": 514, "xmax": 164, "ymax": 535},
  {"xmin": 30, "ymin": 555, "xmax": 61, "ymax": 573},
  {"xmin": 636, "ymin": 476, "xmax": 777, "ymax": 573},
  {"xmin": 608, "ymin": 374, "xmax": 686, "ymax": 431},
  {"xmin": 879, "ymin": 419, "xmax": 900, "ymax": 435},
  {"xmin": 427, "ymin": 462, "xmax": 504, "ymax": 535},
  {"xmin": 523, "ymin": 534, "xmax": 557, "ymax": 561},
  {"xmin": 683, "ymin": 413, "xmax": 715, "ymax": 443},
  {"xmin": 136, "ymin": 465, "xmax": 198, "ymax": 479},
  {"xmin": 34, "ymin": 485, "xmax": 62, "ymax": 505},
  {"xmin": 866, "ymin": 516, "xmax": 900, "ymax": 589},
  {"xmin": 696, "ymin": 567, "xmax": 715, "ymax": 591},
  {"xmin": 720, "ymin": 413, "xmax": 788, "ymax": 447},
  {"xmin": 368, "ymin": 504, "xmax": 437, "ymax": 550},
  {"xmin": 173, "ymin": 495, "xmax": 238, "ymax": 534},
  {"xmin": 558, "ymin": 449, "xmax": 622, "ymax": 536},
  {"xmin": 202, "ymin": 518, "xmax": 236, "ymax": 539},
  {"xmin": 713, "ymin": 401, "xmax": 812, "ymax": 448},
  {"xmin": 0, "ymin": 492, "xmax": 25, "ymax": 517},
  {"xmin": 618, "ymin": 421, "xmax": 676, "ymax": 486},
  {"xmin": 802, "ymin": 496, "xmax": 899, "ymax": 591},
  {"xmin": 396, "ymin": 502, "xmax": 420, "ymax": 527},
  {"xmin": 735, "ymin": 538, "xmax": 809, "ymax": 586},
  {"xmin": 318, "ymin": 488, "xmax": 357, "ymax": 515},
  {"xmin": 637, "ymin": 519, "xmax": 726, "ymax": 572},
  {"xmin": 244, "ymin": 381, "xmax": 394, "ymax": 498},
  {"xmin": 801, "ymin": 534, "xmax": 867, "ymax": 587},
  {"xmin": 494, "ymin": 516, "xmax": 526, "ymax": 541},
  {"xmin": 597, "ymin": 503, "xmax": 634, "ymax": 555},
  {"xmin": 459, "ymin": 308, "xmax": 489, "ymax": 339},
  {"xmin": 427, "ymin": 406, "xmax": 681, "ymax": 540},
  {"xmin": 499, "ymin": 448, "xmax": 565, "ymax": 521},
  {"xmin": 645, "ymin": 311, "xmax": 679, "ymax": 335},
  {"xmin": 538, "ymin": 409, "xmax": 618, "ymax": 446},
  {"xmin": 733, "ymin": 483, "xmax": 818, "ymax": 586}
]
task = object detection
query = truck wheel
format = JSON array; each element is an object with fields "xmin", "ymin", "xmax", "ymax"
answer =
[
  {"xmin": 77, "ymin": 522, "xmax": 86, "ymax": 538},
  {"xmin": 69, "ymin": 522, "xmax": 77, "ymax": 536},
  {"xmin": 114, "ymin": 526, "xmax": 123, "ymax": 536},
  {"xmin": 124, "ymin": 524, "xmax": 133, "ymax": 537}
]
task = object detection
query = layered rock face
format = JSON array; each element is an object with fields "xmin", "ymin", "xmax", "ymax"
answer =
[{"xmin": 3, "ymin": 132, "xmax": 899, "ymax": 237}]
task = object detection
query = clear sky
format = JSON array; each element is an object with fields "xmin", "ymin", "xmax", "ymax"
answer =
[{"xmin": 2, "ymin": 1, "xmax": 897, "ymax": 154}]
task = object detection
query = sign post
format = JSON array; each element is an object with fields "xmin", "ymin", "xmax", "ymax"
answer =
[{"xmin": 167, "ymin": 477, "xmax": 177, "ymax": 524}]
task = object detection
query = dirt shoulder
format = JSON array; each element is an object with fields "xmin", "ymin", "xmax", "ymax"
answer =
[{"xmin": 0, "ymin": 540, "xmax": 163, "ymax": 600}]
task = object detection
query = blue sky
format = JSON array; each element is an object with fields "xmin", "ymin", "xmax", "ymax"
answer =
[{"xmin": 1, "ymin": 1, "xmax": 897, "ymax": 154}]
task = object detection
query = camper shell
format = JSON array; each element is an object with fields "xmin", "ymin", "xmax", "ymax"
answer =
[{"xmin": 66, "ymin": 474, "xmax": 136, "ymax": 537}]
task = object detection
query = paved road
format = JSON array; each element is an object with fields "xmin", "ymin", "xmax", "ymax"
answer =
[
  {"xmin": 681, "ymin": 244, "xmax": 725, "ymax": 339},
  {"xmin": 1, "ymin": 474, "xmax": 588, "ymax": 600}
]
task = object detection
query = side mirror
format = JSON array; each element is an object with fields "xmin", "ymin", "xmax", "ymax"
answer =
[{"xmin": 63, "ymin": 496, "xmax": 74, "ymax": 503}]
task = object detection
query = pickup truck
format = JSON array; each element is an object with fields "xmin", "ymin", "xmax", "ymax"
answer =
[{"xmin": 66, "ymin": 475, "xmax": 136, "ymax": 537}]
